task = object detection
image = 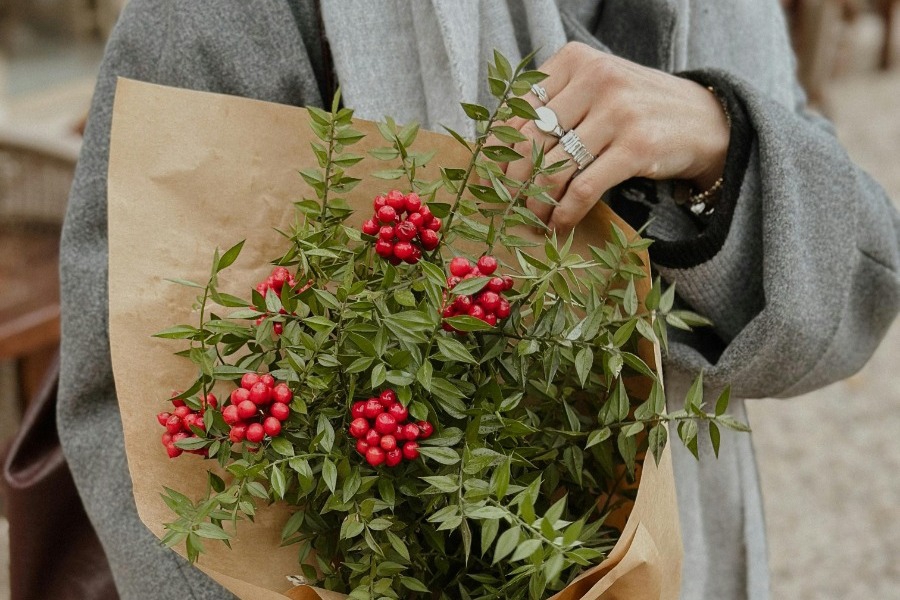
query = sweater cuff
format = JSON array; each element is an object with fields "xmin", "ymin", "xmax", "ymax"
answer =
[{"xmin": 608, "ymin": 69, "xmax": 755, "ymax": 270}]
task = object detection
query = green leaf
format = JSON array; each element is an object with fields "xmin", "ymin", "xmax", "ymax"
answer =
[
  {"xmin": 482, "ymin": 145, "xmax": 524, "ymax": 163},
  {"xmin": 270, "ymin": 466, "xmax": 286, "ymax": 499},
  {"xmin": 270, "ymin": 437, "xmax": 294, "ymax": 457},
  {"xmin": 417, "ymin": 446, "xmax": 461, "ymax": 465},
  {"xmin": 715, "ymin": 385, "xmax": 731, "ymax": 416},
  {"xmin": 490, "ymin": 125, "xmax": 528, "ymax": 144},
  {"xmin": 506, "ymin": 97, "xmax": 539, "ymax": 120},
  {"xmin": 416, "ymin": 360, "xmax": 433, "ymax": 391},
  {"xmin": 435, "ymin": 336, "xmax": 478, "ymax": 364},
  {"xmin": 623, "ymin": 278, "xmax": 638, "ymax": 316},
  {"xmin": 322, "ymin": 458, "xmax": 337, "ymax": 493},
  {"xmin": 585, "ymin": 427, "xmax": 611, "ymax": 449},
  {"xmin": 152, "ymin": 325, "xmax": 200, "ymax": 340},
  {"xmin": 648, "ymin": 423, "xmax": 668, "ymax": 464},
  {"xmin": 195, "ymin": 523, "xmax": 231, "ymax": 540},
  {"xmin": 492, "ymin": 525, "xmax": 521, "ymax": 564},
  {"xmin": 511, "ymin": 539, "xmax": 542, "ymax": 562},
  {"xmin": 461, "ymin": 103, "xmax": 490, "ymax": 121},
  {"xmin": 450, "ymin": 276, "xmax": 492, "ymax": 296},
  {"xmin": 574, "ymin": 347, "xmax": 593, "ymax": 388},
  {"xmin": 709, "ymin": 421, "xmax": 721, "ymax": 458},
  {"xmin": 164, "ymin": 277, "xmax": 204, "ymax": 289},
  {"xmin": 216, "ymin": 240, "xmax": 245, "ymax": 272},
  {"xmin": 444, "ymin": 315, "xmax": 495, "ymax": 332},
  {"xmin": 686, "ymin": 372, "xmax": 704, "ymax": 412}
]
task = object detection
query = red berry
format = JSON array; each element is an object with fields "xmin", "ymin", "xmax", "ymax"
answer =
[
  {"xmin": 265, "ymin": 275, "xmax": 277, "ymax": 291},
  {"xmin": 255, "ymin": 282, "xmax": 269, "ymax": 296},
  {"xmin": 386, "ymin": 448, "xmax": 403, "ymax": 467},
  {"xmin": 249, "ymin": 382, "xmax": 271, "ymax": 405},
  {"xmin": 453, "ymin": 295, "xmax": 473, "ymax": 311},
  {"xmin": 373, "ymin": 195, "xmax": 387, "ymax": 210},
  {"xmin": 157, "ymin": 412, "xmax": 171, "ymax": 427},
  {"xmin": 447, "ymin": 276, "xmax": 461, "ymax": 289},
  {"xmin": 193, "ymin": 417, "xmax": 206, "ymax": 431},
  {"xmin": 418, "ymin": 206, "xmax": 434, "ymax": 225},
  {"xmin": 366, "ymin": 446, "xmax": 386, "ymax": 467},
  {"xmin": 449, "ymin": 257, "xmax": 472, "ymax": 277},
  {"xmin": 272, "ymin": 383, "xmax": 292, "ymax": 404},
  {"xmin": 487, "ymin": 277, "xmax": 505, "ymax": 293},
  {"xmin": 484, "ymin": 313, "xmax": 498, "ymax": 326},
  {"xmin": 408, "ymin": 246, "xmax": 422, "ymax": 265},
  {"xmin": 407, "ymin": 212, "xmax": 424, "ymax": 229},
  {"xmin": 380, "ymin": 435, "xmax": 398, "ymax": 451},
  {"xmin": 166, "ymin": 443, "xmax": 183, "ymax": 459},
  {"xmin": 165, "ymin": 414, "xmax": 183, "ymax": 434},
  {"xmin": 394, "ymin": 424, "xmax": 407, "ymax": 441},
  {"xmin": 204, "ymin": 393, "xmax": 218, "ymax": 409},
  {"xmin": 442, "ymin": 305, "xmax": 458, "ymax": 319},
  {"xmin": 417, "ymin": 421, "xmax": 434, "ymax": 438},
  {"xmin": 237, "ymin": 400, "xmax": 258, "ymax": 420},
  {"xmin": 263, "ymin": 416, "xmax": 282, "ymax": 437},
  {"xmin": 182, "ymin": 413, "xmax": 199, "ymax": 429},
  {"xmin": 389, "ymin": 256, "xmax": 402, "ymax": 266},
  {"xmin": 362, "ymin": 219, "xmax": 379, "ymax": 235},
  {"xmin": 393, "ymin": 242, "xmax": 414, "ymax": 261},
  {"xmin": 349, "ymin": 417, "xmax": 370, "ymax": 439},
  {"xmin": 402, "ymin": 423, "xmax": 420, "ymax": 441},
  {"xmin": 379, "ymin": 389, "xmax": 397, "ymax": 406},
  {"xmin": 273, "ymin": 322, "xmax": 284, "ymax": 335},
  {"xmin": 356, "ymin": 440, "xmax": 370, "ymax": 455},
  {"xmin": 468, "ymin": 305, "xmax": 485, "ymax": 320},
  {"xmin": 271, "ymin": 267, "xmax": 290, "ymax": 288},
  {"xmin": 222, "ymin": 405, "xmax": 240, "ymax": 425},
  {"xmin": 386, "ymin": 190, "xmax": 406, "ymax": 211},
  {"xmin": 505, "ymin": 273, "xmax": 517, "ymax": 290},
  {"xmin": 405, "ymin": 193, "xmax": 421, "ymax": 213},
  {"xmin": 231, "ymin": 387, "xmax": 251, "ymax": 405},
  {"xmin": 496, "ymin": 298, "xmax": 511, "ymax": 319},
  {"xmin": 395, "ymin": 221, "xmax": 417, "ymax": 241},
  {"xmin": 174, "ymin": 405, "xmax": 191, "ymax": 420},
  {"xmin": 365, "ymin": 429, "xmax": 382, "ymax": 447},
  {"xmin": 375, "ymin": 413, "xmax": 398, "ymax": 435},
  {"xmin": 241, "ymin": 373, "xmax": 260, "ymax": 390},
  {"xmin": 442, "ymin": 321, "xmax": 457, "ymax": 332},
  {"xmin": 427, "ymin": 217, "xmax": 442, "ymax": 231},
  {"xmin": 402, "ymin": 441, "xmax": 420, "ymax": 460},
  {"xmin": 364, "ymin": 399, "xmax": 384, "ymax": 419},
  {"xmin": 388, "ymin": 403, "xmax": 408, "ymax": 422},
  {"xmin": 260, "ymin": 374, "xmax": 275, "ymax": 388},
  {"xmin": 478, "ymin": 291, "xmax": 501, "ymax": 312},
  {"xmin": 419, "ymin": 229, "xmax": 440, "ymax": 250},
  {"xmin": 377, "ymin": 205, "xmax": 397, "ymax": 223},
  {"xmin": 378, "ymin": 225, "xmax": 394, "ymax": 241},
  {"xmin": 270, "ymin": 402, "xmax": 290, "ymax": 421},
  {"xmin": 477, "ymin": 255, "xmax": 498, "ymax": 275},
  {"xmin": 351, "ymin": 401, "xmax": 366, "ymax": 419},
  {"xmin": 246, "ymin": 423, "xmax": 265, "ymax": 443},
  {"xmin": 229, "ymin": 425, "xmax": 247, "ymax": 443},
  {"xmin": 375, "ymin": 239, "xmax": 393, "ymax": 258}
]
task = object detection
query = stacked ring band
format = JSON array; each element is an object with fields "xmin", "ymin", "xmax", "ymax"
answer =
[
  {"xmin": 535, "ymin": 106, "xmax": 565, "ymax": 137},
  {"xmin": 559, "ymin": 130, "xmax": 596, "ymax": 170},
  {"xmin": 530, "ymin": 84, "xmax": 548, "ymax": 104}
]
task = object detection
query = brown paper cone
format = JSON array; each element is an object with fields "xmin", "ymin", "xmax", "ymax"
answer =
[{"xmin": 108, "ymin": 78, "xmax": 681, "ymax": 599}]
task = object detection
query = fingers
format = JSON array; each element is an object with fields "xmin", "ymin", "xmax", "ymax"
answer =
[{"xmin": 546, "ymin": 145, "xmax": 633, "ymax": 233}]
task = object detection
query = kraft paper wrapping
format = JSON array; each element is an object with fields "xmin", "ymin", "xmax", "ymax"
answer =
[{"xmin": 107, "ymin": 78, "xmax": 682, "ymax": 599}]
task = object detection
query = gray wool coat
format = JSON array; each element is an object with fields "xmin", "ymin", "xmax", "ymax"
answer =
[{"xmin": 58, "ymin": 1, "xmax": 900, "ymax": 599}]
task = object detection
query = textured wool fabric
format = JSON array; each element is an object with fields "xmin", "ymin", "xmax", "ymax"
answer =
[
  {"xmin": 320, "ymin": 0, "xmax": 567, "ymax": 137},
  {"xmin": 58, "ymin": 1, "xmax": 900, "ymax": 599}
]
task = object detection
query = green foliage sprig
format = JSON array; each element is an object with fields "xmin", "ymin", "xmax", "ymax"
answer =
[{"xmin": 154, "ymin": 50, "xmax": 748, "ymax": 599}]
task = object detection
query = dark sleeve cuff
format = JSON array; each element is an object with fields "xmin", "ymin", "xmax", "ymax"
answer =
[{"xmin": 608, "ymin": 69, "xmax": 755, "ymax": 270}]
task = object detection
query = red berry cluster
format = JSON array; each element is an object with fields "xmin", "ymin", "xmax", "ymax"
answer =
[
  {"xmin": 221, "ymin": 373, "xmax": 292, "ymax": 445},
  {"xmin": 361, "ymin": 190, "xmax": 442, "ymax": 265},
  {"xmin": 252, "ymin": 266, "xmax": 304, "ymax": 335},
  {"xmin": 347, "ymin": 389, "xmax": 434, "ymax": 467},
  {"xmin": 442, "ymin": 255, "xmax": 513, "ymax": 331},
  {"xmin": 157, "ymin": 391, "xmax": 216, "ymax": 458}
]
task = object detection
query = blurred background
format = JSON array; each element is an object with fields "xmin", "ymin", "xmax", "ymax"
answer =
[{"xmin": 0, "ymin": 1, "xmax": 897, "ymax": 599}]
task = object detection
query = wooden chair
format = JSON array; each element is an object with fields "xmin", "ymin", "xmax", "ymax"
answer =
[{"xmin": 0, "ymin": 132, "xmax": 77, "ymax": 408}]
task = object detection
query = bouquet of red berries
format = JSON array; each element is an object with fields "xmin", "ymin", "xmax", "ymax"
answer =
[{"xmin": 147, "ymin": 52, "xmax": 745, "ymax": 600}]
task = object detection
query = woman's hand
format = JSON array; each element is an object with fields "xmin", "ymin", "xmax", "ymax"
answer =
[{"xmin": 492, "ymin": 42, "xmax": 731, "ymax": 232}]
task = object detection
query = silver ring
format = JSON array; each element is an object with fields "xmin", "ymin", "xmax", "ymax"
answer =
[
  {"xmin": 530, "ymin": 84, "xmax": 548, "ymax": 104},
  {"xmin": 559, "ymin": 129, "xmax": 596, "ymax": 171},
  {"xmin": 534, "ymin": 106, "xmax": 565, "ymax": 138}
]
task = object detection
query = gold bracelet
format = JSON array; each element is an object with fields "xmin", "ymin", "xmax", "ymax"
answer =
[{"xmin": 683, "ymin": 86, "xmax": 730, "ymax": 216}]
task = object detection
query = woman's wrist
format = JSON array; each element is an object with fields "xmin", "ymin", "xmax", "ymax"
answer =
[{"xmin": 684, "ymin": 81, "xmax": 732, "ymax": 192}]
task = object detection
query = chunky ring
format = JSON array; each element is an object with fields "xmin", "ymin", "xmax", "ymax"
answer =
[
  {"xmin": 559, "ymin": 129, "xmax": 596, "ymax": 171},
  {"xmin": 530, "ymin": 84, "xmax": 548, "ymax": 104},
  {"xmin": 534, "ymin": 106, "xmax": 565, "ymax": 138}
]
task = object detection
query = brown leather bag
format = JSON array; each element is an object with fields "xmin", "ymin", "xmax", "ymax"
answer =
[{"xmin": 1, "ymin": 354, "xmax": 119, "ymax": 600}]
